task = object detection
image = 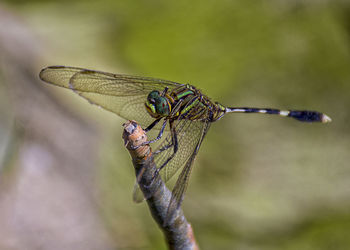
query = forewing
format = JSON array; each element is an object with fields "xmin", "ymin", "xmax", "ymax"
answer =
[
  {"xmin": 39, "ymin": 66, "xmax": 183, "ymax": 126},
  {"xmin": 75, "ymin": 91, "xmax": 157, "ymax": 128}
]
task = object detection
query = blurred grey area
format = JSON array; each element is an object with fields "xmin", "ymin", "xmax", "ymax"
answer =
[
  {"xmin": 0, "ymin": 1, "xmax": 350, "ymax": 250},
  {"xmin": 0, "ymin": 7, "xmax": 114, "ymax": 250}
]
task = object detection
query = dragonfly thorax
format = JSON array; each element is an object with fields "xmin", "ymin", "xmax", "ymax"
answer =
[{"xmin": 145, "ymin": 90, "xmax": 171, "ymax": 118}]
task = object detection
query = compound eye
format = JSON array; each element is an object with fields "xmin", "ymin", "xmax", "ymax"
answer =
[
  {"xmin": 155, "ymin": 97, "xmax": 170, "ymax": 116},
  {"xmin": 147, "ymin": 90, "xmax": 160, "ymax": 104}
]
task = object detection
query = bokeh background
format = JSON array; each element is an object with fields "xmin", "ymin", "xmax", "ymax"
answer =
[{"xmin": 0, "ymin": 1, "xmax": 349, "ymax": 249}]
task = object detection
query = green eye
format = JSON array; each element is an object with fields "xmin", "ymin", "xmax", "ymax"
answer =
[
  {"xmin": 155, "ymin": 98, "xmax": 170, "ymax": 116},
  {"xmin": 147, "ymin": 90, "xmax": 160, "ymax": 103},
  {"xmin": 146, "ymin": 91, "xmax": 170, "ymax": 116}
]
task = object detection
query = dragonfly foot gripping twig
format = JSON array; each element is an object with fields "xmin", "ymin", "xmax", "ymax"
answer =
[{"xmin": 122, "ymin": 120, "xmax": 199, "ymax": 250}]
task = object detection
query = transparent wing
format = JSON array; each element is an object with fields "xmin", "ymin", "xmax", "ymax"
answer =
[
  {"xmin": 39, "ymin": 66, "xmax": 183, "ymax": 126},
  {"xmin": 166, "ymin": 119, "xmax": 211, "ymax": 223},
  {"xmin": 155, "ymin": 103, "xmax": 209, "ymax": 184},
  {"xmin": 156, "ymin": 119, "xmax": 204, "ymax": 183},
  {"xmin": 133, "ymin": 105, "xmax": 210, "ymax": 203}
]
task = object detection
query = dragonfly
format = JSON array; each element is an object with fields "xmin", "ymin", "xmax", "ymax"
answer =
[{"xmin": 39, "ymin": 66, "xmax": 331, "ymax": 222}]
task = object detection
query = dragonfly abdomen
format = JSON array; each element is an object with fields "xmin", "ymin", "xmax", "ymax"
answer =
[{"xmin": 225, "ymin": 107, "xmax": 331, "ymax": 123}]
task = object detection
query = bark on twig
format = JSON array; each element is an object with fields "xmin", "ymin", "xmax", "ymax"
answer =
[{"xmin": 122, "ymin": 121, "xmax": 199, "ymax": 250}]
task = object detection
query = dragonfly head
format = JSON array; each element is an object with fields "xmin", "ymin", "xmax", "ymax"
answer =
[{"xmin": 145, "ymin": 90, "xmax": 171, "ymax": 118}]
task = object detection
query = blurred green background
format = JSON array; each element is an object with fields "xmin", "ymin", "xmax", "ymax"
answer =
[{"xmin": 0, "ymin": 0, "xmax": 349, "ymax": 249}]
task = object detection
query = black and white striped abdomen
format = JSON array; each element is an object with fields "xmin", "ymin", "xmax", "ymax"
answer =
[{"xmin": 225, "ymin": 107, "xmax": 331, "ymax": 123}]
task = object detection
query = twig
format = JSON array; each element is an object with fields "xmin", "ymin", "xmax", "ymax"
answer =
[{"xmin": 122, "ymin": 120, "xmax": 199, "ymax": 250}]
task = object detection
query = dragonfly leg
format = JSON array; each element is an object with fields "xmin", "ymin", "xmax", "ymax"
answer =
[
  {"xmin": 153, "ymin": 121, "xmax": 178, "ymax": 179},
  {"xmin": 161, "ymin": 87, "xmax": 169, "ymax": 96},
  {"xmin": 144, "ymin": 117, "xmax": 162, "ymax": 132},
  {"xmin": 130, "ymin": 119, "xmax": 167, "ymax": 150},
  {"xmin": 154, "ymin": 141, "xmax": 173, "ymax": 155},
  {"xmin": 143, "ymin": 119, "xmax": 168, "ymax": 144},
  {"xmin": 143, "ymin": 120, "xmax": 179, "ymax": 189},
  {"xmin": 171, "ymin": 99, "xmax": 184, "ymax": 115}
]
